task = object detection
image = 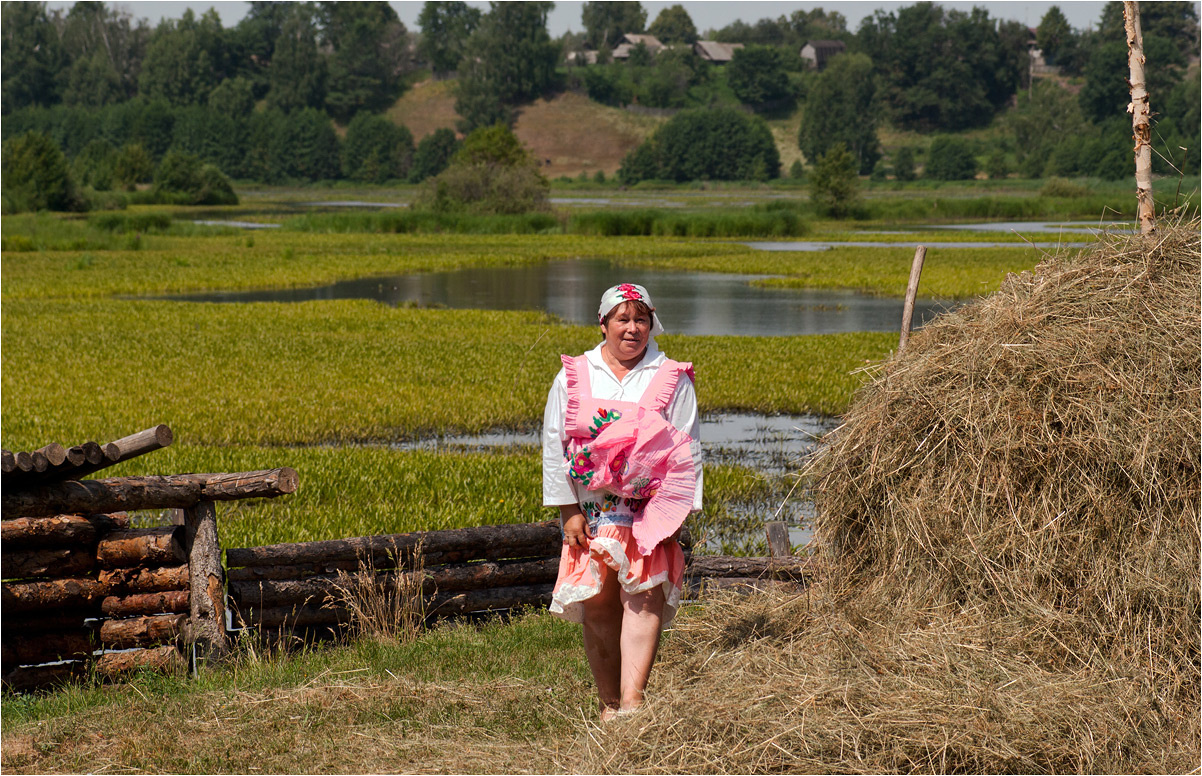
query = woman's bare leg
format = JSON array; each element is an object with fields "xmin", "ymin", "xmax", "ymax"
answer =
[
  {"xmin": 580, "ymin": 572, "xmax": 623, "ymax": 719},
  {"xmin": 618, "ymin": 585, "xmax": 665, "ymax": 711}
]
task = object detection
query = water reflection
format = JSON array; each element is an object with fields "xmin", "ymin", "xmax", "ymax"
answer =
[
  {"xmin": 167, "ymin": 258, "xmax": 954, "ymax": 337},
  {"xmin": 396, "ymin": 412, "xmax": 832, "ymax": 553}
]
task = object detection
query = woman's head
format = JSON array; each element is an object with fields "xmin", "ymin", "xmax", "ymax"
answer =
[{"xmin": 597, "ymin": 283, "xmax": 664, "ymax": 363}]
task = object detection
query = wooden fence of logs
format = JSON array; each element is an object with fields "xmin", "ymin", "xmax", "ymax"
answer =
[
  {"xmin": 4, "ymin": 425, "xmax": 817, "ymax": 691},
  {"xmin": 225, "ymin": 520, "xmax": 816, "ymax": 639},
  {"xmin": 1, "ymin": 426, "xmax": 297, "ymax": 692}
]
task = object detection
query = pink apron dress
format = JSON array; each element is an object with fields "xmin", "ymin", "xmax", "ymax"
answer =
[{"xmin": 550, "ymin": 354, "xmax": 696, "ymax": 627}]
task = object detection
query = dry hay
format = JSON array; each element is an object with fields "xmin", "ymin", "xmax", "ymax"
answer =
[{"xmin": 572, "ymin": 221, "xmax": 1201, "ymax": 774}]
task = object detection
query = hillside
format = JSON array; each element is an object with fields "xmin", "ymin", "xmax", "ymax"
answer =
[{"xmin": 388, "ymin": 81, "xmax": 667, "ymax": 178}]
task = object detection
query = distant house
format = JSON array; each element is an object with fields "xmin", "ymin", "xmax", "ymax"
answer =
[
  {"xmin": 566, "ymin": 50, "xmax": 600, "ymax": 66},
  {"xmin": 693, "ymin": 40, "xmax": 744, "ymax": 64},
  {"xmin": 1026, "ymin": 26, "xmax": 1061, "ymax": 76},
  {"xmin": 799, "ymin": 39, "xmax": 846, "ymax": 70},
  {"xmin": 612, "ymin": 33, "xmax": 664, "ymax": 60}
]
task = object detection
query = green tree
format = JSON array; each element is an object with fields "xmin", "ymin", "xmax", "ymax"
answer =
[
  {"xmin": 581, "ymin": 1, "xmax": 646, "ymax": 49},
  {"xmin": 808, "ymin": 142, "xmax": 859, "ymax": 218},
  {"xmin": 893, "ymin": 147, "xmax": 916, "ymax": 181},
  {"xmin": 454, "ymin": 2, "xmax": 558, "ymax": 132},
  {"xmin": 925, "ymin": 136, "xmax": 978, "ymax": 180},
  {"xmin": 208, "ymin": 76, "xmax": 256, "ymax": 117},
  {"xmin": 1079, "ymin": 36, "xmax": 1185, "ymax": 125},
  {"xmin": 72, "ymin": 138, "xmax": 118, "ymax": 190},
  {"xmin": 417, "ymin": 1, "xmax": 483, "ymax": 76},
  {"xmin": 417, "ymin": 123, "xmax": 549, "ymax": 214},
  {"xmin": 228, "ymin": 1, "xmax": 292, "ymax": 95},
  {"xmin": 1, "ymin": 131, "xmax": 82, "ymax": 212},
  {"xmin": 409, "ymin": 127, "xmax": 460, "ymax": 182},
  {"xmin": 582, "ymin": 65, "xmax": 634, "ymax": 106},
  {"xmin": 726, "ymin": 45, "xmax": 792, "ymax": 109},
  {"xmin": 56, "ymin": 1, "xmax": 149, "ymax": 104},
  {"xmin": 320, "ymin": 2, "xmax": 410, "ymax": 122},
  {"xmin": 618, "ymin": 107, "xmax": 779, "ymax": 183},
  {"xmin": 857, "ymin": 3, "xmax": 1021, "ymax": 131},
  {"xmin": 62, "ymin": 50, "xmax": 124, "ymax": 108},
  {"xmin": 171, "ymin": 105, "xmax": 244, "ymax": 175},
  {"xmin": 638, "ymin": 47, "xmax": 707, "ymax": 109},
  {"xmin": 647, "ymin": 4, "xmax": 698, "ymax": 45},
  {"xmin": 798, "ymin": 53, "xmax": 879, "ymax": 175},
  {"xmin": 985, "ymin": 148, "xmax": 1009, "ymax": 179},
  {"xmin": 245, "ymin": 107, "xmax": 340, "ymax": 182},
  {"xmin": 2, "ymin": 1, "xmax": 65, "ymax": 113},
  {"xmin": 1099, "ymin": 1, "xmax": 1199, "ymax": 59},
  {"xmin": 1036, "ymin": 6, "xmax": 1072, "ymax": 64},
  {"xmin": 139, "ymin": 9, "xmax": 232, "ymax": 106},
  {"xmin": 130, "ymin": 99, "xmax": 176, "ymax": 160},
  {"xmin": 113, "ymin": 143, "xmax": 154, "ymax": 189},
  {"xmin": 1005, "ymin": 80, "xmax": 1088, "ymax": 177},
  {"xmin": 154, "ymin": 149, "xmax": 237, "ymax": 204},
  {"xmin": 342, "ymin": 112, "xmax": 415, "ymax": 182},
  {"xmin": 266, "ymin": 4, "xmax": 327, "ymax": 113}
]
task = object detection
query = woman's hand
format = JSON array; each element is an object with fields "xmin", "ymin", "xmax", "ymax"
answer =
[{"xmin": 560, "ymin": 505, "xmax": 594, "ymax": 549}]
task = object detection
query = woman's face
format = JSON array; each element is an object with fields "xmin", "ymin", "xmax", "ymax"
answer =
[{"xmin": 602, "ymin": 301, "xmax": 652, "ymax": 362}]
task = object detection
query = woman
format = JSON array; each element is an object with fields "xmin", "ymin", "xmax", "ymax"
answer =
[{"xmin": 542, "ymin": 282, "xmax": 702, "ymax": 721}]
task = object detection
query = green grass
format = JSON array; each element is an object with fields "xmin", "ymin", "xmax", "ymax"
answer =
[
  {"xmin": 1, "ymin": 199, "xmax": 1024, "ymax": 552},
  {"xmin": 0, "ymin": 609, "xmax": 595, "ymax": 774}
]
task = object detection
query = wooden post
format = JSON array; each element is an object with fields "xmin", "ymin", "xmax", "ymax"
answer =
[
  {"xmin": 764, "ymin": 521, "xmax": 792, "ymax": 557},
  {"xmin": 898, "ymin": 245, "xmax": 927, "ymax": 354},
  {"xmin": 1123, "ymin": 1, "xmax": 1155, "ymax": 234},
  {"xmin": 183, "ymin": 500, "xmax": 227, "ymax": 658}
]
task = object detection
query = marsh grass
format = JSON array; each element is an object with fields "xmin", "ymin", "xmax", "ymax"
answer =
[
  {"xmin": 282, "ymin": 210, "xmax": 561, "ymax": 234},
  {"xmin": 0, "ymin": 298, "xmax": 894, "ymax": 449},
  {"xmin": 330, "ymin": 544, "xmax": 427, "ymax": 645},
  {"xmin": 567, "ymin": 207, "xmax": 808, "ymax": 237}
]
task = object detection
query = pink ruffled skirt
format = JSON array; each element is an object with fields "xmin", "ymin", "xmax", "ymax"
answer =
[{"xmin": 549, "ymin": 523, "xmax": 685, "ymax": 628}]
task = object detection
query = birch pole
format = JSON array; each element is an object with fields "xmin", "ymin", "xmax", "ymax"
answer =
[{"xmin": 1123, "ymin": 1, "xmax": 1155, "ymax": 234}]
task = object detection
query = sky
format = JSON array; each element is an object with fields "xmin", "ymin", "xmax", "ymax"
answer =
[{"xmin": 52, "ymin": 1, "xmax": 1115, "ymax": 34}]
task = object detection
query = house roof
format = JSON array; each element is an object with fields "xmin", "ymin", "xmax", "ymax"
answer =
[
  {"xmin": 693, "ymin": 40, "xmax": 744, "ymax": 62},
  {"xmin": 800, "ymin": 39, "xmax": 847, "ymax": 68},
  {"xmin": 801, "ymin": 39, "xmax": 847, "ymax": 54}
]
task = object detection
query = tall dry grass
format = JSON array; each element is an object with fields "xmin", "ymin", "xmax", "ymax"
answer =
[
  {"xmin": 572, "ymin": 220, "xmax": 1201, "ymax": 773},
  {"xmin": 329, "ymin": 543, "xmax": 427, "ymax": 645}
]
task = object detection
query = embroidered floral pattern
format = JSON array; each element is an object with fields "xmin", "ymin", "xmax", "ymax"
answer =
[
  {"xmin": 568, "ymin": 448, "xmax": 595, "ymax": 485},
  {"xmin": 628, "ymin": 476, "xmax": 661, "ymax": 500},
  {"xmin": 608, "ymin": 450, "xmax": 629, "ymax": 480},
  {"xmin": 601, "ymin": 493, "xmax": 621, "ymax": 512},
  {"xmin": 588, "ymin": 408, "xmax": 622, "ymax": 438},
  {"xmin": 624, "ymin": 496, "xmax": 650, "ymax": 514},
  {"xmin": 617, "ymin": 283, "xmax": 643, "ymax": 301}
]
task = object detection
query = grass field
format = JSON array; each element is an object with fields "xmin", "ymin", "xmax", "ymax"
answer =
[
  {"xmin": 1, "ymin": 202, "xmax": 932, "ymax": 549},
  {"xmin": 3, "ymin": 188, "xmax": 1185, "ymax": 773},
  {"xmin": 0, "ymin": 191, "xmax": 1075, "ymax": 549}
]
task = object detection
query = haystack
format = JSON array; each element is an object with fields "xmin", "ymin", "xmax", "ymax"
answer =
[{"xmin": 571, "ymin": 221, "xmax": 1200, "ymax": 774}]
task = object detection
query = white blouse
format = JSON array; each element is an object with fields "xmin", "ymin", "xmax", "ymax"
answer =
[{"xmin": 541, "ymin": 340, "xmax": 703, "ymax": 512}]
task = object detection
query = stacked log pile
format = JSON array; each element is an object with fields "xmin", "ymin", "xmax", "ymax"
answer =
[
  {"xmin": 1, "ymin": 425, "xmax": 299, "ymax": 691},
  {"xmin": 2, "ymin": 426, "xmax": 173, "ymax": 490},
  {"xmin": 226, "ymin": 520, "xmax": 817, "ymax": 637},
  {"xmin": 1, "ymin": 512, "xmax": 188, "ymax": 691}
]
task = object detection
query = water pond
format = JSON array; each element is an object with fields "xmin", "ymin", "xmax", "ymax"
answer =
[
  {"xmin": 168, "ymin": 258, "xmax": 954, "ymax": 337},
  {"xmin": 401, "ymin": 411, "xmax": 833, "ymax": 553}
]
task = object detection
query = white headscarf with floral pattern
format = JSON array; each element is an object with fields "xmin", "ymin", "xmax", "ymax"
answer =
[{"xmin": 598, "ymin": 283, "xmax": 665, "ymax": 339}]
